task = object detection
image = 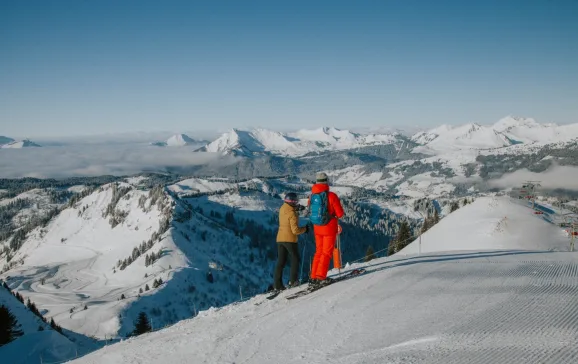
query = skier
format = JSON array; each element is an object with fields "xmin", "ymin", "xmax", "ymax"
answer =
[
  {"xmin": 274, "ymin": 192, "xmax": 309, "ymax": 291},
  {"xmin": 308, "ymin": 172, "xmax": 344, "ymax": 287}
]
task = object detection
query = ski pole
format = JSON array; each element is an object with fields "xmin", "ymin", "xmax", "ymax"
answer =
[{"xmin": 300, "ymin": 239, "xmax": 306, "ymax": 283}]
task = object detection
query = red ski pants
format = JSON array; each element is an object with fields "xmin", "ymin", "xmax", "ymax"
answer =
[{"xmin": 311, "ymin": 234, "xmax": 336, "ymax": 280}]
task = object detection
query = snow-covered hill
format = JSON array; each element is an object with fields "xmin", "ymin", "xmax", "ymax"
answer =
[
  {"xmin": 198, "ymin": 127, "xmax": 403, "ymax": 156},
  {"xmin": 0, "ymin": 136, "xmax": 15, "ymax": 146},
  {"xmin": 1, "ymin": 139, "xmax": 42, "ymax": 148},
  {"xmin": 411, "ymin": 116, "xmax": 578, "ymax": 155},
  {"xmin": 0, "ymin": 178, "xmax": 303, "ymax": 342},
  {"xmin": 399, "ymin": 197, "xmax": 571, "ymax": 255},
  {"xmin": 0, "ymin": 283, "xmax": 100, "ymax": 364},
  {"xmin": 150, "ymin": 134, "xmax": 203, "ymax": 147},
  {"xmin": 493, "ymin": 116, "xmax": 578, "ymax": 145},
  {"xmin": 412, "ymin": 123, "xmax": 511, "ymax": 154},
  {"xmin": 67, "ymin": 197, "xmax": 578, "ymax": 364}
]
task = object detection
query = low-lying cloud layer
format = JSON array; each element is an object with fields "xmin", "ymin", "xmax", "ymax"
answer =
[
  {"xmin": 0, "ymin": 145, "xmax": 236, "ymax": 178},
  {"xmin": 488, "ymin": 165, "xmax": 578, "ymax": 191}
]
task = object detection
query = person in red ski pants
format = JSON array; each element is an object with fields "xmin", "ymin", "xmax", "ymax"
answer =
[{"xmin": 309, "ymin": 172, "xmax": 344, "ymax": 286}]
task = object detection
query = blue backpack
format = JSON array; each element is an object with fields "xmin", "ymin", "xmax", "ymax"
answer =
[{"xmin": 309, "ymin": 191, "xmax": 331, "ymax": 226}]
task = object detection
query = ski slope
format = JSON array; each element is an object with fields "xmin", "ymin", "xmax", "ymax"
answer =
[
  {"xmin": 69, "ymin": 197, "xmax": 578, "ymax": 364},
  {"xmin": 399, "ymin": 197, "xmax": 571, "ymax": 255}
]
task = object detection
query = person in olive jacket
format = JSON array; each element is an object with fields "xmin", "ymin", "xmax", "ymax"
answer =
[{"xmin": 274, "ymin": 192, "xmax": 309, "ymax": 290}]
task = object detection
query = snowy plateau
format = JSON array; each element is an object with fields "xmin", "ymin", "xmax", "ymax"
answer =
[{"xmin": 1, "ymin": 115, "xmax": 578, "ymax": 363}]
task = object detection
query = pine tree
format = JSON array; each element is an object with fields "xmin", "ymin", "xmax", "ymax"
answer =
[
  {"xmin": 120, "ymin": 294, "xmax": 126, "ymax": 300},
  {"xmin": 0, "ymin": 305, "xmax": 23, "ymax": 346},
  {"xmin": 364, "ymin": 245, "xmax": 376, "ymax": 262},
  {"xmin": 388, "ymin": 221, "xmax": 412, "ymax": 255},
  {"xmin": 420, "ymin": 217, "xmax": 430, "ymax": 234},
  {"xmin": 139, "ymin": 288, "xmax": 143, "ymax": 294},
  {"xmin": 132, "ymin": 312, "xmax": 152, "ymax": 336},
  {"xmin": 433, "ymin": 209, "xmax": 440, "ymax": 224},
  {"xmin": 450, "ymin": 201, "xmax": 460, "ymax": 212},
  {"xmin": 145, "ymin": 284, "xmax": 150, "ymax": 291},
  {"xmin": 49, "ymin": 318, "xmax": 62, "ymax": 333}
]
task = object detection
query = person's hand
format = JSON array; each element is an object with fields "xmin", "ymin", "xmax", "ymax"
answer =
[
  {"xmin": 337, "ymin": 224, "xmax": 342, "ymax": 235},
  {"xmin": 304, "ymin": 224, "xmax": 310, "ymax": 233}
]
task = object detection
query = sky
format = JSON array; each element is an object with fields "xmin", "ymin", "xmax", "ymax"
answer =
[{"xmin": 1, "ymin": 0, "xmax": 578, "ymax": 138}]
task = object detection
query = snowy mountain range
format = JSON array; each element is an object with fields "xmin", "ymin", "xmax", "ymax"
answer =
[
  {"xmin": 411, "ymin": 116, "xmax": 578, "ymax": 155},
  {"xmin": 1, "ymin": 125, "xmax": 578, "ymax": 363},
  {"xmin": 0, "ymin": 139, "xmax": 41, "ymax": 148},
  {"xmin": 196, "ymin": 127, "xmax": 403, "ymax": 156},
  {"xmin": 192, "ymin": 116, "xmax": 578, "ymax": 159},
  {"xmin": 150, "ymin": 134, "xmax": 204, "ymax": 147}
]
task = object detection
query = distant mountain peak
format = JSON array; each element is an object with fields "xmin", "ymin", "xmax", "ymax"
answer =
[
  {"xmin": 1, "ymin": 139, "xmax": 42, "ymax": 148},
  {"xmin": 151, "ymin": 133, "xmax": 200, "ymax": 147},
  {"xmin": 198, "ymin": 127, "xmax": 404, "ymax": 157},
  {"xmin": 166, "ymin": 133, "xmax": 196, "ymax": 147},
  {"xmin": 0, "ymin": 135, "xmax": 15, "ymax": 146}
]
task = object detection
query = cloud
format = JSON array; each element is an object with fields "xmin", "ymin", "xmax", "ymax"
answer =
[
  {"xmin": 488, "ymin": 164, "xmax": 578, "ymax": 191},
  {"xmin": 0, "ymin": 145, "xmax": 236, "ymax": 178}
]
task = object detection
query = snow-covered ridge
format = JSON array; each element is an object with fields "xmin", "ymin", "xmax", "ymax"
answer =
[
  {"xmin": 411, "ymin": 116, "xmax": 578, "ymax": 155},
  {"xmin": 1, "ymin": 139, "xmax": 42, "ymax": 148},
  {"xmin": 0, "ymin": 136, "xmax": 15, "ymax": 146},
  {"xmin": 150, "ymin": 134, "xmax": 202, "ymax": 147},
  {"xmin": 0, "ymin": 285, "xmax": 97, "ymax": 364},
  {"xmin": 399, "ymin": 196, "xmax": 571, "ymax": 255},
  {"xmin": 0, "ymin": 178, "xmax": 280, "ymax": 342},
  {"xmin": 198, "ymin": 127, "xmax": 403, "ymax": 156}
]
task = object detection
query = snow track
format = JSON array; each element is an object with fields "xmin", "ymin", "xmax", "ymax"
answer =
[{"xmin": 70, "ymin": 251, "xmax": 578, "ymax": 364}]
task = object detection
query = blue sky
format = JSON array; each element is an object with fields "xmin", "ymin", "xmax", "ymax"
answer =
[{"xmin": 1, "ymin": 0, "xmax": 577, "ymax": 138}]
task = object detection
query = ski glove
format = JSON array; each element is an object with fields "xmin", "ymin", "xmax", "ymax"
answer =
[
  {"xmin": 337, "ymin": 224, "xmax": 342, "ymax": 235},
  {"xmin": 304, "ymin": 224, "xmax": 310, "ymax": 233}
]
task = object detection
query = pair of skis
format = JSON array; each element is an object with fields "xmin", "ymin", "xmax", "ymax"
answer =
[{"xmin": 260, "ymin": 268, "xmax": 366, "ymax": 302}]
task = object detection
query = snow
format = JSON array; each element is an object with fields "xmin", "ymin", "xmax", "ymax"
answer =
[
  {"xmin": 165, "ymin": 134, "xmax": 197, "ymax": 147},
  {"xmin": 0, "ymin": 189, "xmax": 64, "ymax": 227},
  {"xmin": 412, "ymin": 123, "xmax": 511, "ymax": 155},
  {"xmin": 1, "ymin": 179, "xmax": 281, "ymax": 345},
  {"xmin": 125, "ymin": 176, "xmax": 149, "ymax": 186},
  {"xmin": 1, "ymin": 185, "xmax": 171, "ymax": 339},
  {"xmin": 200, "ymin": 127, "xmax": 402, "ymax": 156},
  {"xmin": 168, "ymin": 178, "xmax": 237, "ymax": 195},
  {"xmin": 69, "ymin": 214, "xmax": 578, "ymax": 364},
  {"xmin": 67, "ymin": 185, "xmax": 89, "ymax": 193},
  {"xmin": 1, "ymin": 140, "xmax": 42, "ymax": 148},
  {"xmin": 1, "ymin": 331, "xmax": 79, "ymax": 364},
  {"xmin": 494, "ymin": 116, "xmax": 578, "ymax": 144},
  {"xmin": 150, "ymin": 134, "xmax": 201, "ymax": 147},
  {"xmin": 399, "ymin": 197, "xmax": 571, "ymax": 255},
  {"xmin": 4, "ymin": 180, "xmax": 578, "ymax": 363},
  {"xmin": 0, "ymin": 135, "xmax": 15, "ymax": 146},
  {"xmin": 412, "ymin": 116, "xmax": 578, "ymax": 156},
  {"xmin": 0, "ymin": 285, "xmax": 97, "ymax": 364}
]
